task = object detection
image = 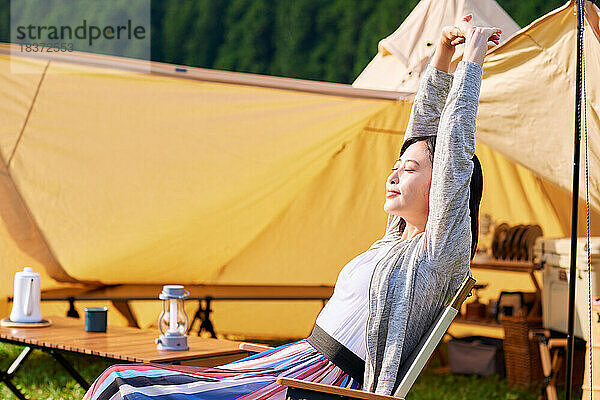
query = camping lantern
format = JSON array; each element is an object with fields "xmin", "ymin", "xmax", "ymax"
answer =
[{"xmin": 155, "ymin": 285, "xmax": 189, "ymax": 351}]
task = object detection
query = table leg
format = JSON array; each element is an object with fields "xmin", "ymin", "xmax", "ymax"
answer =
[
  {"xmin": 188, "ymin": 298, "xmax": 217, "ymax": 338},
  {"xmin": 67, "ymin": 297, "xmax": 80, "ymax": 318},
  {"xmin": 0, "ymin": 346, "xmax": 32, "ymax": 400},
  {"xmin": 188, "ymin": 301, "xmax": 200, "ymax": 334},
  {"xmin": 2, "ymin": 379, "xmax": 28, "ymax": 400},
  {"xmin": 199, "ymin": 298, "xmax": 216, "ymax": 338},
  {"xmin": 44, "ymin": 348, "xmax": 90, "ymax": 390},
  {"xmin": 111, "ymin": 300, "xmax": 140, "ymax": 328},
  {"xmin": 548, "ymin": 349, "xmax": 563, "ymax": 400},
  {"xmin": 537, "ymin": 335, "xmax": 557, "ymax": 400}
]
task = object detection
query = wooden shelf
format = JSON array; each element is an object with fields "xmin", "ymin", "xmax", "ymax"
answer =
[
  {"xmin": 465, "ymin": 254, "xmax": 543, "ymax": 323},
  {"xmin": 453, "ymin": 316, "xmax": 502, "ymax": 328},
  {"xmin": 470, "ymin": 254, "xmax": 541, "ymax": 273}
]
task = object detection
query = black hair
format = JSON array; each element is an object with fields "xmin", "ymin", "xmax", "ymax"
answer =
[{"xmin": 399, "ymin": 135, "xmax": 483, "ymax": 260}]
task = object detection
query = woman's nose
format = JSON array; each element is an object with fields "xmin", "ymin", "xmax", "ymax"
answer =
[{"xmin": 388, "ymin": 171, "xmax": 398, "ymax": 185}]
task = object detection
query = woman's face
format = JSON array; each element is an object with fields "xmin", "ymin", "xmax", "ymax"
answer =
[{"xmin": 384, "ymin": 141, "xmax": 433, "ymax": 223}]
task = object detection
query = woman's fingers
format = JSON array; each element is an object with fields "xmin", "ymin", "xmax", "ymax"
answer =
[
  {"xmin": 444, "ymin": 29, "xmax": 500, "ymax": 47},
  {"xmin": 457, "ymin": 19, "xmax": 476, "ymax": 40},
  {"xmin": 466, "ymin": 27, "xmax": 502, "ymax": 47},
  {"xmin": 444, "ymin": 16, "xmax": 502, "ymax": 50},
  {"xmin": 450, "ymin": 36, "xmax": 497, "ymax": 47},
  {"xmin": 488, "ymin": 32, "xmax": 501, "ymax": 45},
  {"xmin": 459, "ymin": 14, "xmax": 474, "ymax": 31},
  {"xmin": 441, "ymin": 25, "xmax": 468, "ymax": 48},
  {"xmin": 450, "ymin": 37, "xmax": 465, "ymax": 46},
  {"xmin": 481, "ymin": 27, "xmax": 502, "ymax": 39},
  {"xmin": 449, "ymin": 27, "xmax": 463, "ymax": 38}
]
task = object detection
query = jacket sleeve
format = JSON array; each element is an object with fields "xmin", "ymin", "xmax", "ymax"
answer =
[
  {"xmin": 403, "ymin": 64, "xmax": 454, "ymax": 141},
  {"xmin": 383, "ymin": 63, "xmax": 454, "ymax": 240},
  {"xmin": 423, "ymin": 60, "xmax": 482, "ymax": 267}
]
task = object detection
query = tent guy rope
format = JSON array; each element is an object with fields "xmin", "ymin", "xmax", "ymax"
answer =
[{"xmin": 584, "ymin": 38, "xmax": 593, "ymax": 400}]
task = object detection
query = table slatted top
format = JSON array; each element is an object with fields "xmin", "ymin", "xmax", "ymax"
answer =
[{"xmin": 0, "ymin": 316, "xmax": 247, "ymax": 363}]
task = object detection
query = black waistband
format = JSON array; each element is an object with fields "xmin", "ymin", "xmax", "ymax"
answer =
[{"xmin": 306, "ymin": 324, "xmax": 365, "ymax": 385}]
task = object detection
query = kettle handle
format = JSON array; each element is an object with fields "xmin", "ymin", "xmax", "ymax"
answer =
[{"xmin": 24, "ymin": 278, "xmax": 34, "ymax": 316}]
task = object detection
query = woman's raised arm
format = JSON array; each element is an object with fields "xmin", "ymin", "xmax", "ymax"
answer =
[
  {"xmin": 402, "ymin": 27, "xmax": 458, "ymax": 142},
  {"xmin": 382, "ymin": 24, "xmax": 465, "ymax": 240},
  {"xmin": 423, "ymin": 24, "xmax": 500, "ymax": 268},
  {"xmin": 403, "ymin": 15, "xmax": 500, "ymax": 142}
]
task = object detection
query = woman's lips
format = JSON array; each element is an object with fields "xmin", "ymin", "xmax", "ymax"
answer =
[{"xmin": 386, "ymin": 191, "xmax": 401, "ymax": 198}]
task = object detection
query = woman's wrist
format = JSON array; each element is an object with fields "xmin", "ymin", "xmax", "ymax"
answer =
[
  {"xmin": 438, "ymin": 35, "xmax": 456, "ymax": 52},
  {"xmin": 431, "ymin": 38, "xmax": 455, "ymax": 73}
]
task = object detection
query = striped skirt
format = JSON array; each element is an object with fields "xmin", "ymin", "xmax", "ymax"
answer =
[{"xmin": 83, "ymin": 339, "xmax": 361, "ymax": 400}]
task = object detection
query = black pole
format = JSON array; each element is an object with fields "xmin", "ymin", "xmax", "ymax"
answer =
[{"xmin": 565, "ymin": 1, "xmax": 585, "ymax": 399}]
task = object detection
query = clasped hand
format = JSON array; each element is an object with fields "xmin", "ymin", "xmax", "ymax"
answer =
[{"xmin": 440, "ymin": 14, "xmax": 502, "ymax": 66}]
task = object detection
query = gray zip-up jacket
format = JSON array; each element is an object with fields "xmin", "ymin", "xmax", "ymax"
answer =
[{"xmin": 363, "ymin": 60, "xmax": 482, "ymax": 394}]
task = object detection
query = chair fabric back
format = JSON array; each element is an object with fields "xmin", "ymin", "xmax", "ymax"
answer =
[{"xmin": 392, "ymin": 276, "xmax": 476, "ymax": 398}]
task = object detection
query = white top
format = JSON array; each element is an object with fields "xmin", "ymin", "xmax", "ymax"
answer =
[{"xmin": 316, "ymin": 242, "xmax": 395, "ymax": 360}]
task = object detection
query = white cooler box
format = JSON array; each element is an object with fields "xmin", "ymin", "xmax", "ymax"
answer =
[{"xmin": 534, "ymin": 237, "xmax": 600, "ymax": 340}]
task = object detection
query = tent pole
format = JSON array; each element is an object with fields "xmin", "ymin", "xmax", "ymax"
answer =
[{"xmin": 565, "ymin": 1, "xmax": 585, "ymax": 399}]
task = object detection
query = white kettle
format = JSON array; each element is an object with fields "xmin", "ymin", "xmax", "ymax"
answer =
[{"xmin": 10, "ymin": 267, "xmax": 42, "ymax": 323}]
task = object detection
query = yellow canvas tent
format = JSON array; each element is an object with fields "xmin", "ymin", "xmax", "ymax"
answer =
[
  {"xmin": 470, "ymin": 0, "xmax": 600, "ymax": 327},
  {"xmin": 479, "ymin": 0, "xmax": 600, "ymax": 212},
  {"xmin": 353, "ymin": 0, "xmax": 600, "ymax": 337},
  {"xmin": 354, "ymin": 0, "xmax": 600, "ymax": 232},
  {"xmin": 0, "ymin": 46, "xmax": 414, "ymax": 336},
  {"xmin": 0, "ymin": 0, "xmax": 598, "ymax": 339}
]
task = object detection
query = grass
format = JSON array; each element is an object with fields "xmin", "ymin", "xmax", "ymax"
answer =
[
  {"xmin": 410, "ymin": 372, "xmax": 541, "ymax": 400},
  {"xmin": 0, "ymin": 342, "xmax": 116, "ymax": 399},
  {"xmin": 0, "ymin": 341, "xmax": 582, "ymax": 400}
]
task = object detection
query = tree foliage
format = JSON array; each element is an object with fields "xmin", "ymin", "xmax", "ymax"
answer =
[{"xmin": 0, "ymin": 0, "xmax": 569, "ymax": 83}]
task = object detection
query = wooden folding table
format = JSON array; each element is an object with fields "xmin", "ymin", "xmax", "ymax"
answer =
[{"xmin": 0, "ymin": 316, "xmax": 250, "ymax": 400}]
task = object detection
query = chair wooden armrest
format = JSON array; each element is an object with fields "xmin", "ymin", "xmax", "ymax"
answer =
[
  {"xmin": 277, "ymin": 378, "xmax": 403, "ymax": 400},
  {"xmin": 238, "ymin": 342, "xmax": 273, "ymax": 353}
]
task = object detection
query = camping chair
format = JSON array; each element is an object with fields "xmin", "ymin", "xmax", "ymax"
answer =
[
  {"xmin": 529, "ymin": 330, "xmax": 568, "ymax": 400},
  {"xmin": 274, "ymin": 275, "xmax": 476, "ymax": 400}
]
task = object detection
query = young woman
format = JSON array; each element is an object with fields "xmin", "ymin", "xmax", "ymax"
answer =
[{"xmin": 83, "ymin": 16, "xmax": 499, "ymax": 400}]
